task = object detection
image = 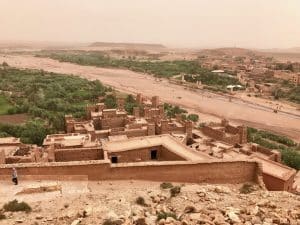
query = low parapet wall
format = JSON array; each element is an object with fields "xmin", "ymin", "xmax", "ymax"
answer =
[{"xmin": 0, "ymin": 160, "xmax": 262, "ymax": 185}]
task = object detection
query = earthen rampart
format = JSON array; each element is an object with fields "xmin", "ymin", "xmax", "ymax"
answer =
[{"xmin": 0, "ymin": 160, "xmax": 262, "ymax": 185}]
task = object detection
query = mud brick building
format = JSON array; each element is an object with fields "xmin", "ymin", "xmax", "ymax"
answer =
[{"xmin": 0, "ymin": 95, "xmax": 298, "ymax": 192}]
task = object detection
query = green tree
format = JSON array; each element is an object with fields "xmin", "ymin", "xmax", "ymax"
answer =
[
  {"xmin": 124, "ymin": 94, "xmax": 138, "ymax": 114},
  {"xmin": 20, "ymin": 120, "xmax": 48, "ymax": 145},
  {"xmin": 187, "ymin": 114, "xmax": 199, "ymax": 122},
  {"xmin": 104, "ymin": 95, "xmax": 117, "ymax": 108}
]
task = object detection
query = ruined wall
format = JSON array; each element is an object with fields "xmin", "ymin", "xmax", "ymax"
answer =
[
  {"xmin": 94, "ymin": 130, "xmax": 110, "ymax": 139},
  {"xmin": 147, "ymin": 124, "xmax": 155, "ymax": 136},
  {"xmin": 101, "ymin": 118, "xmax": 125, "ymax": 129},
  {"xmin": 252, "ymin": 145, "xmax": 273, "ymax": 156},
  {"xmin": 222, "ymin": 135, "xmax": 240, "ymax": 145},
  {"xmin": 225, "ymin": 125, "xmax": 239, "ymax": 134},
  {"xmin": 202, "ymin": 126, "xmax": 225, "ymax": 140},
  {"xmin": 111, "ymin": 128, "xmax": 148, "ymax": 138},
  {"xmin": 5, "ymin": 156, "xmax": 34, "ymax": 164},
  {"xmin": 55, "ymin": 148, "xmax": 103, "ymax": 162},
  {"xmin": 202, "ymin": 126, "xmax": 240, "ymax": 145},
  {"xmin": 0, "ymin": 160, "xmax": 260, "ymax": 185},
  {"xmin": 0, "ymin": 150, "xmax": 5, "ymax": 164}
]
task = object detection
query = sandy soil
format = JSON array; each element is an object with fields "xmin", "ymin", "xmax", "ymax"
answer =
[
  {"xmin": 1, "ymin": 54, "xmax": 300, "ymax": 142},
  {"xmin": 0, "ymin": 114, "xmax": 28, "ymax": 125}
]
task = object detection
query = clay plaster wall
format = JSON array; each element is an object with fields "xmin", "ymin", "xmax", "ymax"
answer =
[
  {"xmin": 225, "ymin": 125, "xmax": 239, "ymax": 134},
  {"xmin": 202, "ymin": 126, "xmax": 225, "ymax": 140},
  {"xmin": 262, "ymin": 173, "xmax": 294, "ymax": 192},
  {"xmin": 55, "ymin": 148, "xmax": 103, "ymax": 162},
  {"xmin": 202, "ymin": 126, "xmax": 240, "ymax": 145},
  {"xmin": 111, "ymin": 129, "xmax": 147, "ymax": 138},
  {"xmin": 107, "ymin": 146, "xmax": 185, "ymax": 163},
  {"xmin": 0, "ymin": 160, "xmax": 260, "ymax": 185},
  {"xmin": 101, "ymin": 118, "xmax": 125, "ymax": 129}
]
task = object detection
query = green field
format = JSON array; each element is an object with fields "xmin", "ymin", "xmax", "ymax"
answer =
[
  {"xmin": 0, "ymin": 67, "xmax": 139, "ymax": 145},
  {"xmin": 247, "ymin": 127, "xmax": 300, "ymax": 170},
  {"xmin": 35, "ymin": 51, "xmax": 241, "ymax": 91},
  {"xmin": 0, "ymin": 95, "xmax": 12, "ymax": 115}
]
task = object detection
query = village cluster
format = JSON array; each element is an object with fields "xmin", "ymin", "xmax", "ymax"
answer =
[
  {"xmin": 0, "ymin": 93, "xmax": 297, "ymax": 192},
  {"xmin": 202, "ymin": 53, "xmax": 300, "ymax": 92}
]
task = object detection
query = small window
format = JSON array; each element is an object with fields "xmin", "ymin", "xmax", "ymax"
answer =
[
  {"xmin": 151, "ymin": 150, "xmax": 157, "ymax": 160},
  {"xmin": 111, "ymin": 156, "xmax": 118, "ymax": 163}
]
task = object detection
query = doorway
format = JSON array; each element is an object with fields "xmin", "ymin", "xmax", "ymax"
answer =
[
  {"xmin": 111, "ymin": 156, "xmax": 118, "ymax": 163},
  {"xmin": 150, "ymin": 150, "xmax": 158, "ymax": 160}
]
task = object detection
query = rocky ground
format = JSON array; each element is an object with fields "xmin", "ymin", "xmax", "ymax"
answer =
[{"xmin": 0, "ymin": 180, "xmax": 299, "ymax": 225}]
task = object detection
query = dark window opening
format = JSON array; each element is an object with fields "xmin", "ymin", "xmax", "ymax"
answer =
[
  {"xmin": 111, "ymin": 156, "xmax": 118, "ymax": 163},
  {"xmin": 151, "ymin": 150, "xmax": 158, "ymax": 160}
]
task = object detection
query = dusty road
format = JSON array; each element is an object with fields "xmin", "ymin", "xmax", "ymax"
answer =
[{"xmin": 1, "ymin": 54, "xmax": 300, "ymax": 141}]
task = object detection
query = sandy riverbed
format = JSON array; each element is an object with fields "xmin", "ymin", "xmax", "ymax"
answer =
[{"xmin": 0, "ymin": 54, "xmax": 299, "ymax": 141}]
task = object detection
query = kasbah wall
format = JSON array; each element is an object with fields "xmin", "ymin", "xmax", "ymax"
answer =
[
  {"xmin": 107, "ymin": 146, "xmax": 186, "ymax": 163},
  {"xmin": 0, "ymin": 160, "xmax": 263, "ymax": 186}
]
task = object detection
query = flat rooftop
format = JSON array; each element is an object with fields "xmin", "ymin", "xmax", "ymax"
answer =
[
  {"xmin": 0, "ymin": 146, "xmax": 19, "ymax": 156},
  {"xmin": 135, "ymin": 118, "xmax": 148, "ymax": 124},
  {"xmin": 108, "ymin": 135, "xmax": 128, "ymax": 142},
  {"xmin": 103, "ymin": 135, "xmax": 212, "ymax": 161},
  {"xmin": 74, "ymin": 122, "xmax": 95, "ymax": 132},
  {"xmin": 212, "ymin": 141, "xmax": 233, "ymax": 150},
  {"xmin": 43, "ymin": 133, "xmax": 91, "ymax": 147},
  {"xmin": 0, "ymin": 137, "xmax": 21, "ymax": 145}
]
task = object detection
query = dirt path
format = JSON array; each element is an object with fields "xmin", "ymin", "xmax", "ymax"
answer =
[{"xmin": 1, "ymin": 54, "xmax": 300, "ymax": 142}]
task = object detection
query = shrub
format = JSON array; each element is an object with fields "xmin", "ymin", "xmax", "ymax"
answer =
[
  {"xmin": 2, "ymin": 61, "xmax": 8, "ymax": 67},
  {"xmin": 3, "ymin": 200, "xmax": 32, "ymax": 212},
  {"xmin": 170, "ymin": 186, "xmax": 181, "ymax": 197},
  {"xmin": 0, "ymin": 212, "xmax": 6, "ymax": 220},
  {"xmin": 135, "ymin": 196, "xmax": 146, "ymax": 206},
  {"xmin": 239, "ymin": 183, "xmax": 255, "ymax": 194},
  {"xmin": 103, "ymin": 219, "xmax": 114, "ymax": 225},
  {"xmin": 156, "ymin": 212, "xmax": 177, "ymax": 221},
  {"xmin": 187, "ymin": 114, "xmax": 199, "ymax": 122},
  {"xmin": 160, "ymin": 182, "xmax": 173, "ymax": 189}
]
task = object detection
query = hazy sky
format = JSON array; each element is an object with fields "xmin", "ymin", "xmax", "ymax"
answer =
[{"xmin": 1, "ymin": 0, "xmax": 300, "ymax": 48}]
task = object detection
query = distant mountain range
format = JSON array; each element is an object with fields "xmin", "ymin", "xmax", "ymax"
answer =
[
  {"xmin": 89, "ymin": 42, "xmax": 166, "ymax": 49},
  {"xmin": 258, "ymin": 47, "xmax": 300, "ymax": 53},
  {"xmin": 199, "ymin": 47, "xmax": 256, "ymax": 56}
]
